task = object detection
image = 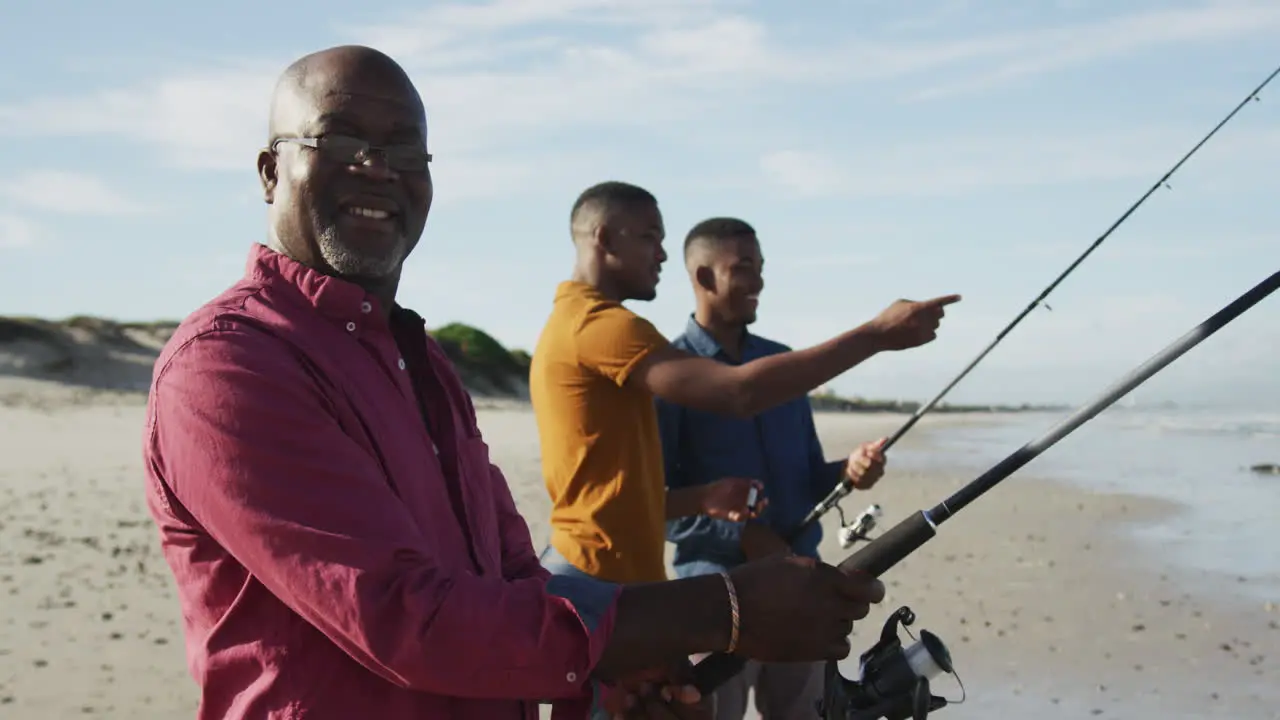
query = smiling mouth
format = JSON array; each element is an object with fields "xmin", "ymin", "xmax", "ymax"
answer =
[{"xmin": 345, "ymin": 206, "xmax": 394, "ymax": 221}]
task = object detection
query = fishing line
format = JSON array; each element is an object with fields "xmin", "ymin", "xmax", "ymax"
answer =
[{"xmin": 786, "ymin": 62, "xmax": 1280, "ymax": 541}]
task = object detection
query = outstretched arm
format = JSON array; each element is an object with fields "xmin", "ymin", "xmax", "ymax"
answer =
[
  {"xmin": 572, "ymin": 301, "xmax": 884, "ymax": 420},
  {"xmin": 630, "ymin": 327, "xmax": 886, "ymax": 419},
  {"xmin": 623, "ymin": 296, "xmax": 961, "ymax": 419}
]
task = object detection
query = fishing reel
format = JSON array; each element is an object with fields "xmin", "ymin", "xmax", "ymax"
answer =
[
  {"xmin": 816, "ymin": 606, "xmax": 961, "ymax": 720},
  {"xmin": 837, "ymin": 504, "xmax": 883, "ymax": 549}
]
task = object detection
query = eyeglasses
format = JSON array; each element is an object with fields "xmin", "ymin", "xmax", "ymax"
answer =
[{"xmin": 272, "ymin": 134, "xmax": 433, "ymax": 172}]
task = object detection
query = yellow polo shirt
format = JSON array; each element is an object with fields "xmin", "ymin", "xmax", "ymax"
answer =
[{"xmin": 529, "ymin": 281, "xmax": 671, "ymax": 583}]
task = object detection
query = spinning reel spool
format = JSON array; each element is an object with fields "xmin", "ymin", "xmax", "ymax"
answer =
[
  {"xmin": 837, "ymin": 503, "xmax": 883, "ymax": 549},
  {"xmin": 817, "ymin": 606, "xmax": 960, "ymax": 720}
]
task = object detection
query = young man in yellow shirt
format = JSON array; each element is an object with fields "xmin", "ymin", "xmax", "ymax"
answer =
[{"xmin": 530, "ymin": 181, "xmax": 960, "ymax": 587}]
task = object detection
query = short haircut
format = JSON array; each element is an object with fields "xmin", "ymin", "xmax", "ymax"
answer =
[
  {"xmin": 570, "ymin": 181, "xmax": 658, "ymax": 228},
  {"xmin": 683, "ymin": 217, "xmax": 757, "ymax": 261}
]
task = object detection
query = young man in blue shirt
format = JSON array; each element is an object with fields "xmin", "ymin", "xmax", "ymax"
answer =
[{"xmin": 656, "ymin": 217, "xmax": 892, "ymax": 720}]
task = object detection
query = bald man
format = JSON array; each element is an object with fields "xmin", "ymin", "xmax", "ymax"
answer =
[
  {"xmin": 530, "ymin": 181, "xmax": 960, "ymax": 588},
  {"xmin": 141, "ymin": 47, "xmax": 891, "ymax": 720}
]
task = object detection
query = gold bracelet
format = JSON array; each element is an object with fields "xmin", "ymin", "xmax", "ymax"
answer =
[{"xmin": 718, "ymin": 571, "xmax": 740, "ymax": 653}]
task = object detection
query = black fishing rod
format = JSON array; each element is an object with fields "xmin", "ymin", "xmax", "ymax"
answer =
[
  {"xmin": 786, "ymin": 62, "xmax": 1280, "ymax": 543},
  {"xmin": 693, "ymin": 267, "xmax": 1280, "ymax": 710}
]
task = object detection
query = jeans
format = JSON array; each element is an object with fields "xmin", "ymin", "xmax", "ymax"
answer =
[
  {"xmin": 539, "ymin": 544, "xmax": 612, "ymax": 720},
  {"xmin": 539, "ymin": 544, "xmax": 603, "ymax": 581}
]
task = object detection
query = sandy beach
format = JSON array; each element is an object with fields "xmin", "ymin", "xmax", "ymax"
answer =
[{"xmin": 0, "ymin": 380, "xmax": 1276, "ymax": 719}]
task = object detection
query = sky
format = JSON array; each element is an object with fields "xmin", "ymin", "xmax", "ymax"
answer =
[{"xmin": 1, "ymin": 0, "xmax": 1277, "ymax": 409}]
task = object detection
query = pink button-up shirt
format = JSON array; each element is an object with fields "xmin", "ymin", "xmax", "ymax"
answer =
[{"xmin": 142, "ymin": 243, "xmax": 620, "ymax": 719}]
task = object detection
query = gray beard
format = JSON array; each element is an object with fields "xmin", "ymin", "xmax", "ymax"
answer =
[{"xmin": 316, "ymin": 225, "xmax": 407, "ymax": 279}]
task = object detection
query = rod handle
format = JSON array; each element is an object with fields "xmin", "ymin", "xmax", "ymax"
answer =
[
  {"xmin": 690, "ymin": 653, "xmax": 748, "ymax": 695},
  {"xmin": 691, "ymin": 511, "xmax": 938, "ymax": 693}
]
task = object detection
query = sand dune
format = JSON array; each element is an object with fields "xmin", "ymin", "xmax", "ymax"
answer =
[
  {"xmin": 0, "ymin": 317, "xmax": 173, "ymax": 394},
  {"xmin": 0, "ymin": 315, "xmax": 538, "ymax": 409}
]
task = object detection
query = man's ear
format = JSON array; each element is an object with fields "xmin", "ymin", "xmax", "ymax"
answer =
[
  {"xmin": 257, "ymin": 148, "xmax": 278, "ymax": 204},
  {"xmin": 594, "ymin": 223, "xmax": 614, "ymax": 255},
  {"xmin": 694, "ymin": 264, "xmax": 716, "ymax": 292}
]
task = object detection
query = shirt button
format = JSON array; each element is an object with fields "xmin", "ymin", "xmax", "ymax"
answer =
[
  {"xmin": 397, "ymin": 358, "xmax": 406, "ymax": 370},
  {"xmin": 566, "ymin": 672, "xmax": 577, "ymax": 683},
  {"xmin": 345, "ymin": 322, "xmax": 357, "ymax": 332},
  {"xmin": 360, "ymin": 301, "xmax": 372, "ymax": 314}
]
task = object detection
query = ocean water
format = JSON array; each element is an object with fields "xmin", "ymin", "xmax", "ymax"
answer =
[{"xmin": 893, "ymin": 406, "xmax": 1280, "ymax": 596}]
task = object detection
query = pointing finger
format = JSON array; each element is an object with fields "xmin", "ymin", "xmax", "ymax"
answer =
[{"xmin": 923, "ymin": 294, "xmax": 962, "ymax": 307}]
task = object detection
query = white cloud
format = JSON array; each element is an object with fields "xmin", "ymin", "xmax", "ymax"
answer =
[
  {"xmin": 346, "ymin": 0, "xmax": 726, "ymax": 61},
  {"xmin": 0, "ymin": 0, "xmax": 1274, "ymax": 204},
  {"xmin": 760, "ymin": 124, "xmax": 1280, "ymax": 199},
  {"xmin": 0, "ymin": 1, "xmax": 813, "ymax": 176},
  {"xmin": 908, "ymin": 0, "xmax": 1280, "ymax": 100},
  {"xmin": 0, "ymin": 214, "xmax": 44, "ymax": 248},
  {"xmin": 366, "ymin": 11, "xmax": 838, "ymax": 160},
  {"xmin": 0, "ymin": 60, "xmax": 277, "ymax": 173},
  {"xmin": 0, "ymin": 170, "xmax": 152, "ymax": 215}
]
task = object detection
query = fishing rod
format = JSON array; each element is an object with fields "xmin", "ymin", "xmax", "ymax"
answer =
[
  {"xmin": 693, "ymin": 267, "xmax": 1280, "ymax": 715},
  {"xmin": 786, "ymin": 62, "xmax": 1280, "ymax": 544}
]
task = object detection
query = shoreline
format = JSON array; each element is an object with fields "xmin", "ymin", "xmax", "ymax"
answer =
[
  {"xmin": 0, "ymin": 376, "xmax": 1068, "ymax": 417},
  {"xmin": 0, "ymin": 402, "xmax": 1274, "ymax": 719}
]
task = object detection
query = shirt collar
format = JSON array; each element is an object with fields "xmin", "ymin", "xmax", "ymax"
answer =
[
  {"xmin": 681, "ymin": 314, "xmax": 760, "ymax": 362},
  {"xmin": 245, "ymin": 242, "xmax": 416, "ymax": 334},
  {"xmin": 555, "ymin": 280, "xmax": 610, "ymax": 304}
]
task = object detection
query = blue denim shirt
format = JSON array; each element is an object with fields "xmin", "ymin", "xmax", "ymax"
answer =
[{"xmin": 657, "ymin": 316, "xmax": 845, "ymax": 579}]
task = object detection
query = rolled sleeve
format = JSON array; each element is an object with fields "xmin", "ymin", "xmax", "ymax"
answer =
[
  {"xmin": 666, "ymin": 512, "xmax": 750, "ymax": 575},
  {"xmin": 575, "ymin": 303, "xmax": 670, "ymax": 387},
  {"xmin": 545, "ymin": 575, "xmax": 623, "ymax": 719},
  {"xmin": 667, "ymin": 515, "xmax": 746, "ymax": 550},
  {"xmin": 148, "ymin": 325, "xmax": 618, "ymax": 701},
  {"xmin": 546, "ymin": 575, "xmax": 621, "ymax": 649}
]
